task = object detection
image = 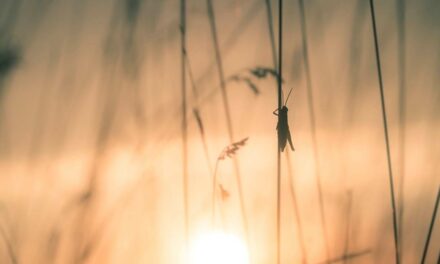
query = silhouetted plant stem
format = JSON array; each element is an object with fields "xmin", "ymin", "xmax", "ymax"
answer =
[
  {"xmin": 193, "ymin": 0, "xmax": 261, "ymax": 91},
  {"xmin": 396, "ymin": 0, "xmax": 406, "ymax": 257},
  {"xmin": 316, "ymin": 250, "xmax": 371, "ymax": 264},
  {"xmin": 155, "ymin": 2, "xmax": 262, "ymax": 130},
  {"xmin": 77, "ymin": 176, "xmax": 154, "ymax": 264},
  {"xmin": 265, "ymin": 1, "xmax": 307, "ymax": 262},
  {"xmin": 212, "ymin": 138, "xmax": 249, "ymax": 227},
  {"xmin": 0, "ymin": 222, "xmax": 17, "ymax": 264},
  {"xmin": 206, "ymin": 0, "xmax": 250, "ymax": 245},
  {"xmin": 344, "ymin": 0, "xmax": 367, "ymax": 125},
  {"xmin": 420, "ymin": 187, "xmax": 440, "ymax": 264},
  {"xmin": 264, "ymin": 2, "xmax": 305, "ymax": 261},
  {"xmin": 286, "ymin": 150, "xmax": 308, "ymax": 264},
  {"xmin": 184, "ymin": 52, "xmax": 214, "ymax": 175},
  {"xmin": 212, "ymin": 160, "xmax": 220, "ymax": 226},
  {"xmin": 74, "ymin": 13, "xmax": 127, "ymax": 258},
  {"xmin": 298, "ymin": 0, "xmax": 330, "ymax": 260},
  {"xmin": 266, "ymin": 0, "xmax": 282, "ymax": 258},
  {"xmin": 264, "ymin": 0, "xmax": 278, "ymax": 69},
  {"xmin": 0, "ymin": 45, "xmax": 21, "ymax": 161},
  {"xmin": 72, "ymin": 5, "xmax": 116, "ymax": 261},
  {"xmin": 276, "ymin": 0, "xmax": 283, "ymax": 263},
  {"xmin": 180, "ymin": 0, "xmax": 189, "ymax": 255},
  {"xmin": 368, "ymin": 0, "xmax": 400, "ymax": 263},
  {"xmin": 343, "ymin": 191, "xmax": 352, "ymax": 264}
]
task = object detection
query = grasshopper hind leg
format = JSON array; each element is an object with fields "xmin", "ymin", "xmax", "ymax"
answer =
[{"xmin": 287, "ymin": 130, "xmax": 295, "ymax": 151}]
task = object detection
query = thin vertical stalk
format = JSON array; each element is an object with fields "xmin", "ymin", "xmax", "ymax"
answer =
[
  {"xmin": 264, "ymin": 0, "xmax": 278, "ymax": 69},
  {"xmin": 206, "ymin": 0, "xmax": 250, "ymax": 244},
  {"xmin": 266, "ymin": 0, "xmax": 307, "ymax": 262},
  {"xmin": 186, "ymin": 52, "xmax": 218, "ymax": 226},
  {"xmin": 420, "ymin": 187, "xmax": 440, "ymax": 264},
  {"xmin": 286, "ymin": 150, "xmax": 308, "ymax": 264},
  {"xmin": 276, "ymin": 0, "xmax": 283, "ymax": 263},
  {"xmin": 368, "ymin": 1, "xmax": 400, "ymax": 263},
  {"xmin": 184, "ymin": 52, "xmax": 214, "ymax": 175},
  {"xmin": 0, "ymin": 223, "xmax": 17, "ymax": 264},
  {"xmin": 74, "ymin": 66, "xmax": 122, "ymax": 264},
  {"xmin": 264, "ymin": 1, "xmax": 281, "ymax": 261},
  {"xmin": 74, "ymin": 3, "xmax": 135, "ymax": 261},
  {"xmin": 298, "ymin": 0, "xmax": 330, "ymax": 260},
  {"xmin": 180, "ymin": 0, "xmax": 189, "ymax": 255},
  {"xmin": 190, "ymin": 0, "xmax": 262, "ymax": 98},
  {"xmin": 317, "ymin": 250, "xmax": 371, "ymax": 264},
  {"xmin": 211, "ymin": 160, "xmax": 220, "ymax": 226},
  {"xmin": 343, "ymin": 191, "xmax": 352, "ymax": 264},
  {"xmin": 396, "ymin": 0, "xmax": 406, "ymax": 257}
]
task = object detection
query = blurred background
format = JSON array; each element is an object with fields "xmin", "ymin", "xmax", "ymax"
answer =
[{"xmin": 0, "ymin": 0, "xmax": 439, "ymax": 263}]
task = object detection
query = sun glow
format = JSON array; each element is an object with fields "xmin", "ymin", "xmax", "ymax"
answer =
[{"xmin": 188, "ymin": 231, "xmax": 249, "ymax": 264}]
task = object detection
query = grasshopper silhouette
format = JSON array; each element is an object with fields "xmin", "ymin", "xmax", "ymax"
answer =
[{"xmin": 273, "ymin": 88, "xmax": 295, "ymax": 152}]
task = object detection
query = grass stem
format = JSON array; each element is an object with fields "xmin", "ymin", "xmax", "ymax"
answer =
[
  {"xmin": 396, "ymin": 0, "xmax": 406, "ymax": 257},
  {"xmin": 368, "ymin": 0, "xmax": 400, "ymax": 262},
  {"xmin": 206, "ymin": 0, "xmax": 250, "ymax": 247},
  {"xmin": 0, "ymin": 222, "xmax": 17, "ymax": 264},
  {"xmin": 180, "ymin": 0, "xmax": 190, "ymax": 257},
  {"xmin": 286, "ymin": 150, "xmax": 308, "ymax": 263},
  {"xmin": 420, "ymin": 187, "xmax": 440, "ymax": 264},
  {"xmin": 297, "ymin": 0, "xmax": 330, "ymax": 260},
  {"xmin": 276, "ymin": 0, "xmax": 283, "ymax": 263}
]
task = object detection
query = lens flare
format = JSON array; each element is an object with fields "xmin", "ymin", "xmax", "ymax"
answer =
[{"xmin": 188, "ymin": 231, "xmax": 249, "ymax": 264}]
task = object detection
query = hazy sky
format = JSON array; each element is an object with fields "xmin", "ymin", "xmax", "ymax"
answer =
[{"xmin": 0, "ymin": 0, "xmax": 439, "ymax": 263}]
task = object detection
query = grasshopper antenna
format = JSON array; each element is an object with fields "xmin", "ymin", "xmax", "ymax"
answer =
[
  {"xmin": 280, "ymin": 87, "xmax": 285, "ymax": 105},
  {"xmin": 284, "ymin": 87, "xmax": 294, "ymax": 106}
]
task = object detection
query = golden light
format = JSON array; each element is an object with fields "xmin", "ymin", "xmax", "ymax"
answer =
[{"xmin": 188, "ymin": 231, "xmax": 249, "ymax": 264}]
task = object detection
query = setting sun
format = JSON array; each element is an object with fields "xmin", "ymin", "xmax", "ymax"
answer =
[
  {"xmin": 0, "ymin": 0, "xmax": 438, "ymax": 263},
  {"xmin": 188, "ymin": 231, "xmax": 249, "ymax": 264}
]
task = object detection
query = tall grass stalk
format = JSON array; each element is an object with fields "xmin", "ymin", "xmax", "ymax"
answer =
[
  {"xmin": 420, "ymin": 187, "xmax": 440, "ymax": 264},
  {"xmin": 276, "ymin": 0, "xmax": 283, "ymax": 263},
  {"xmin": 74, "ymin": 11, "xmax": 128, "ymax": 258},
  {"xmin": 212, "ymin": 138, "xmax": 249, "ymax": 226},
  {"xmin": 193, "ymin": 0, "xmax": 261, "ymax": 92},
  {"xmin": 263, "ymin": 1, "xmax": 283, "ymax": 261},
  {"xmin": 316, "ymin": 250, "xmax": 371, "ymax": 264},
  {"xmin": 76, "ymin": 176, "xmax": 151, "ymax": 264},
  {"xmin": 396, "ymin": 0, "xmax": 406, "ymax": 257},
  {"xmin": 211, "ymin": 160, "xmax": 220, "ymax": 226},
  {"xmin": 0, "ymin": 221, "xmax": 17, "ymax": 264},
  {"xmin": 297, "ymin": 0, "xmax": 330, "ymax": 260},
  {"xmin": 158, "ymin": 1, "xmax": 262, "ymax": 129},
  {"xmin": 286, "ymin": 150, "xmax": 307, "ymax": 263},
  {"xmin": 180, "ymin": 0, "xmax": 189, "ymax": 254},
  {"xmin": 342, "ymin": 191, "xmax": 352, "ymax": 264},
  {"xmin": 206, "ymin": 0, "xmax": 250, "ymax": 246},
  {"xmin": 264, "ymin": 0, "xmax": 278, "ymax": 70},
  {"xmin": 184, "ymin": 52, "xmax": 214, "ymax": 175},
  {"xmin": 368, "ymin": 0, "xmax": 400, "ymax": 262},
  {"xmin": 265, "ymin": 0, "xmax": 309, "ymax": 261},
  {"xmin": 74, "ymin": 74, "xmax": 123, "ymax": 261}
]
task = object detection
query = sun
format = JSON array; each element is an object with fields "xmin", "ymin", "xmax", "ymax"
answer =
[{"xmin": 188, "ymin": 231, "xmax": 249, "ymax": 264}]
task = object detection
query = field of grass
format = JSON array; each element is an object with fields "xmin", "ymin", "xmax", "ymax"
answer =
[{"xmin": 0, "ymin": 0, "xmax": 439, "ymax": 263}]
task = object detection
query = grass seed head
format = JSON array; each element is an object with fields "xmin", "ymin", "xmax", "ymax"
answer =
[{"xmin": 218, "ymin": 137, "xmax": 249, "ymax": 161}]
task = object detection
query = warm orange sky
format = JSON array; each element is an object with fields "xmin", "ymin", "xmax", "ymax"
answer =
[{"xmin": 0, "ymin": 0, "xmax": 439, "ymax": 263}]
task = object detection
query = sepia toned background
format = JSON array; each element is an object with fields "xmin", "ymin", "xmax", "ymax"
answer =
[{"xmin": 0, "ymin": 0, "xmax": 439, "ymax": 263}]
